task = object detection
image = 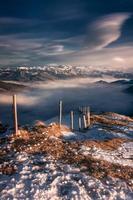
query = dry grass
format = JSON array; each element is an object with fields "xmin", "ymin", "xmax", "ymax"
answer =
[
  {"xmin": 83, "ymin": 138, "xmax": 130, "ymax": 151},
  {"xmin": 70, "ymin": 155, "xmax": 133, "ymax": 184},
  {"xmin": 33, "ymin": 122, "xmax": 70, "ymax": 137},
  {"xmin": 10, "ymin": 127, "xmax": 133, "ymax": 184},
  {"xmin": 0, "ymin": 164, "xmax": 17, "ymax": 175},
  {"xmin": 13, "ymin": 129, "xmax": 30, "ymax": 141},
  {"xmin": 104, "ymin": 112, "xmax": 133, "ymax": 122},
  {"xmin": 91, "ymin": 115, "xmax": 129, "ymax": 126},
  {"xmin": 1, "ymin": 120, "xmax": 133, "ymax": 183}
]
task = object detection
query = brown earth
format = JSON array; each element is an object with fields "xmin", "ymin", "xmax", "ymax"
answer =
[
  {"xmin": 1, "ymin": 116, "xmax": 133, "ymax": 184},
  {"xmin": 9, "ymin": 125, "xmax": 133, "ymax": 185},
  {"xmin": 0, "ymin": 164, "xmax": 17, "ymax": 175},
  {"xmin": 91, "ymin": 115, "xmax": 129, "ymax": 126}
]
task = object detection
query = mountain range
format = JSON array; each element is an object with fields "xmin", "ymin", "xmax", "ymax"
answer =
[{"xmin": 0, "ymin": 65, "xmax": 133, "ymax": 82}]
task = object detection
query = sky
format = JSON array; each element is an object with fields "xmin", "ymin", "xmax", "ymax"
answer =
[{"xmin": 0, "ymin": 0, "xmax": 133, "ymax": 70}]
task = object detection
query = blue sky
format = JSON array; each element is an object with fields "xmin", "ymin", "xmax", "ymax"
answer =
[{"xmin": 0, "ymin": 0, "xmax": 133, "ymax": 69}]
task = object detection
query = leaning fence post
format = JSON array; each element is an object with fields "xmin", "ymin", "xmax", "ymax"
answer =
[
  {"xmin": 12, "ymin": 94, "xmax": 18, "ymax": 135},
  {"xmin": 83, "ymin": 115, "xmax": 87, "ymax": 129},
  {"xmin": 59, "ymin": 100, "xmax": 62, "ymax": 127},
  {"xmin": 70, "ymin": 111, "xmax": 74, "ymax": 131}
]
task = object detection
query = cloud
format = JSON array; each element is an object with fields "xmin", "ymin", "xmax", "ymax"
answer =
[
  {"xmin": 85, "ymin": 13, "xmax": 131, "ymax": 50},
  {"xmin": 58, "ymin": 45, "xmax": 133, "ymax": 70},
  {"xmin": 38, "ymin": 44, "xmax": 64, "ymax": 56},
  {"xmin": 2, "ymin": 39, "xmax": 42, "ymax": 51},
  {"xmin": 0, "ymin": 13, "xmax": 132, "ymax": 69},
  {"xmin": 0, "ymin": 17, "xmax": 31, "ymax": 25},
  {"xmin": 0, "ymin": 34, "xmax": 75, "ymax": 66},
  {"xmin": 113, "ymin": 57, "xmax": 125, "ymax": 63},
  {"xmin": 36, "ymin": 44, "xmax": 75, "ymax": 57},
  {"xmin": 0, "ymin": 33, "xmax": 73, "ymax": 56},
  {"xmin": 0, "ymin": 94, "xmax": 39, "ymax": 106}
]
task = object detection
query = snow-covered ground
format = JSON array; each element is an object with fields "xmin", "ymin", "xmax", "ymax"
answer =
[
  {"xmin": 79, "ymin": 142, "xmax": 133, "ymax": 168},
  {"xmin": 48, "ymin": 112, "xmax": 133, "ymax": 141},
  {"xmin": 0, "ymin": 112, "xmax": 133, "ymax": 199},
  {"xmin": 0, "ymin": 152, "xmax": 133, "ymax": 200}
]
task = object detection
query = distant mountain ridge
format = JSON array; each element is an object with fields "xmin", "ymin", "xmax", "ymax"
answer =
[
  {"xmin": 0, "ymin": 65, "xmax": 133, "ymax": 82},
  {"xmin": 124, "ymin": 85, "xmax": 133, "ymax": 94},
  {"xmin": 0, "ymin": 81, "xmax": 27, "ymax": 93},
  {"xmin": 111, "ymin": 79, "xmax": 133, "ymax": 85}
]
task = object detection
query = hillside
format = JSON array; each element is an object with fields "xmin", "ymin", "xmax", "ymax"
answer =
[
  {"xmin": 124, "ymin": 85, "xmax": 133, "ymax": 94},
  {"xmin": 0, "ymin": 81, "xmax": 27, "ymax": 93},
  {"xmin": 0, "ymin": 112, "xmax": 133, "ymax": 199}
]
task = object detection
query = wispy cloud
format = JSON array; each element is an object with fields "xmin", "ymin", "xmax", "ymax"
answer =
[
  {"xmin": 64, "ymin": 45, "xmax": 133, "ymax": 70},
  {"xmin": 0, "ymin": 13, "xmax": 132, "ymax": 69},
  {"xmin": 113, "ymin": 57, "xmax": 125, "ymax": 63},
  {"xmin": 0, "ymin": 17, "xmax": 33, "ymax": 25},
  {"xmin": 0, "ymin": 38, "xmax": 43, "ymax": 51},
  {"xmin": 85, "ymin": 13, "xmax": 131, "ymax": 50}
]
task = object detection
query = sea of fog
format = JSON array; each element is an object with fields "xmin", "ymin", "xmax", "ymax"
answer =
[{"xmin": 0, "ymin": 77, "xmax": 132, "ymax": 125}]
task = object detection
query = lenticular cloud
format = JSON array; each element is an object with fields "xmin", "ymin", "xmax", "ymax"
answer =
[{"xmin": 86, "ymin": 13, "xmax": 131, "ymax": 50}]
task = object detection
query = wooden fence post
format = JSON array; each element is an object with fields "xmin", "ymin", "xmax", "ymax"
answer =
[
  {"xmin": 59, "ymin": 100, "xmax": 62, "ymax": 127},
  {"xmin": 87, "ymin": 106, "xmax": 91, "ymax": 127},
  {"xmin": 84, "ymin": 107, "xmax": 87, "ymax": 115},
  {"xmin": 12, "ymin": 94, "xmax": 18, "ymax": 135},
  {"xmin": 83, "ymin": 115, "xmax": 87, "ymax": 129},
  {"xmin": 70, "ymin": 111, "xmax": 74, "ymax": 131},
  {"xmin": 78, "ymin": 117, "xmax": 82, "ymax": 131}
]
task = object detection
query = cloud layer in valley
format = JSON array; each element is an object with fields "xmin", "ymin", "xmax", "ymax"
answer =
[{"xmin": 0, "ymin": 78, "xmax": 132, "ymax": 124}]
